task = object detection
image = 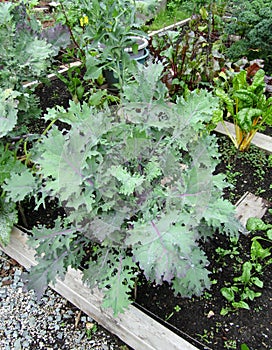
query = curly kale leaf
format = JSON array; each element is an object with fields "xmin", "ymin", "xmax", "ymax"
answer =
[
  {"xmin": 83, "ymin": 248, "xmax": 137, "ymax": 316},
  {"xmin": 24, "ymin": 220, "xmax": 86, "ymax": 300}
]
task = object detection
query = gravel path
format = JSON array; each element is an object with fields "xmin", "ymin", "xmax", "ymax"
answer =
[{"xmin": 0, "ymin": 250, "xmax": 129, "ymax": 350}]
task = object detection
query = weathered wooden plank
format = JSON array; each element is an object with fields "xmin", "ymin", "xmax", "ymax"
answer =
[
  {"xmin": 23, "ymin": 61, "xmax": 82, "ymax": 89},
  {"xmin": 215, "ymin": 121, "xmax": 272, "ymax": 154},
  {"xmin": 149, "ymin": 17, "xmax": 191, "ymax": 37},
  {"xmin": 1, "ymin": 227, "xmax": 198, "ymax": 350},
  {"xmin": 235, "ymin": 192, "xmax": 269, "ymax": 228}
]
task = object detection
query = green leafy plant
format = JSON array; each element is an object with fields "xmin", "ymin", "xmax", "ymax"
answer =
[
  {"xmin": 0, "ymin": 1, "xmax": 69, "ymax": 130},
  {"xmin": 0, "ymin": 89, "xmax": 37, "ymax": 246},
  {"xmin": 9, "ymin": 63, "xmax": 242, "ymax": 315},
  {"xmin": 54, "ymin": 0, "xmax": 147, "ymax": 95},
  {"xmin": 215, "ymin": 68, "xmax": 272, "ymax": 151},
  {"xmin": 220, "ymin": 260, "xmax": 264, "ymax": 315},
  {"xmin": 240, "ymin": 343, "xmax": 250, "ymax": 350},
  {"xmin": 149, "ymin": 7, "xmax": 226, "ymax": 98},
  {"xmin": 220, "ymin": 214, "xmax": 272, "ymax": 315},
  {"xmin": 225, "ymin": 0, "xmax": 272, "ymax": 73},
  {"xmin": 215, "ymin": 235, "xmax": 239, "ymax": 264},
  {"xmin": 0, "ymin": 1, "xmax": 64, "ymax": 245}
]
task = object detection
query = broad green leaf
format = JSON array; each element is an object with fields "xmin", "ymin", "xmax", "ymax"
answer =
[
  {"xmin": 249, "ymin": 69, "xmax": 265, "ymax": 93},
  {"xmin": 251, "ymin": 240, "xmax": 271, "ymax": 261},
  {"xmin": 246, "ymin": 217, "xmax": 270, "ymax": 231},
  {"xmin": 234, "ymin": 261, "xmax": 252, "ymax": 284},
  {"xmin": 233, "ymin": 70, "xmax": 247, "ymax": 91},
  {"xmin": 215, "ymin": 88, "xmax": 234, "ymax": 116},
  {"xmin": 221, "ymin": 287, "xmax": 235, "ymax": 302},
  {"xmin": 232, "ymin": 301, "xmax": 250, "ymax": 310},
  {"xmin": 251, "ymin": 276, "xmax": 263, "ymax": 288},
  {"xmin": 233, "ymin": 89, "xmax": 257, "ymax": 106},
  {"xmin": 3, "ymin": 170, "xmax": 37, "ymax": 201},
  {"xmin": 220, "ymin": 307, "xmax": 230, "ymax": 316},
  {"xmin": 84, "ymin": 54, "xmax": 104, "ymax": 80},
  {"xmin": 235, "ymin": 108, "xmax": 262, "ymax": 132},
  {"xmin": 267, "ymin": 229, "xmax": 272, "ymax": 240},
  {"xmin": 241, "ymin": 287, "xmax": 262, "ymax": 301}
]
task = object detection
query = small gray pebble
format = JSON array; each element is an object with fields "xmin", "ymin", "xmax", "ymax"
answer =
[{"xmin": 57, "ymin": 332, "xmax": 63, "ymax": 340}]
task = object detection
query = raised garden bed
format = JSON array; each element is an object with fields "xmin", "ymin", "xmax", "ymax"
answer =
[
  {"xmin": 3, "ymin": 69, "xmax": 272, "ymax": 350},
  {"xmin": 1, "ymin": 191, "xmax": 269, "ymax": 350},
  {"xmin": 1, "ymin": 2, "xmax": 272, "ymax": 350}
]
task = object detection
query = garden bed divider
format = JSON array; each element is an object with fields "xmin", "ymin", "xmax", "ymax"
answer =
[
  {"xmin": 23, "ymin": 61, "xmax": 82, "ymax": 89},
  {"xmin": 148, "ymin": 17, "xmax": 191, "ymax": 37},
  {"xmin": 1, "ymin": 192, "xmax": 268, "ymax": 350}
]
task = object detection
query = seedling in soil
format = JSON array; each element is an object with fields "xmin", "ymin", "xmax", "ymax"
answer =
[
  {"xmin": 216, "ymin": 236, "xmax": 240, "ymax": 264},
  {"xmin": 196, "ymin": 328, "xmax": 214, "ymax": 345},
  {"xmin": 224, "ymin": 339, "xmax": 237, "ymax": 349},
  {"xmin": 165, "ymin": 304, "xmax": 181, "ymax": 321},
  {"xmin": 220, "ymin": 215, "xmax": 272, "ymax": 315}
]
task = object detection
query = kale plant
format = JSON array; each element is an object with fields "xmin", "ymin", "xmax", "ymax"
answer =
[
  {"xmin": 226, "ymin": 0, "xmax": 272, "ymax": 72},
  {"xmin": 0, "ymin": 88, "xmax": 37, "ymax": 246},
  {"xmin": 0, "ymin": 2, "xmax": 70, "ymax": 129},
  {"xmin": 6, "ymin": 63, "xmax": 242, "ymax": 315},
  {"xmin": 0, "ymin": 2, "xmax": 68, "ymax": 245},
  {"xmin": 0, "ymin": 2, "xmax": 51, "ymax": 130}
]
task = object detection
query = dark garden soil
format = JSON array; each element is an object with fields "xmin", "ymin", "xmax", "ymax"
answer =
[{"xmin": 18, "ymin": 78, "xmax": 272, "ymax": 350}]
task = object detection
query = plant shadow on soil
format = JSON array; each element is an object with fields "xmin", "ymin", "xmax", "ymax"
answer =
[{"xmin": 19, "ymin": 78, "xmax": 272, "ymax": 350}]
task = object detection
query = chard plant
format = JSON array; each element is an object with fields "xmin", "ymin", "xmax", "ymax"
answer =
[
  {"xmin": 4, "ymin": 63, "xmax": 242, "ymax": 315},
  {"xmin": 215, "ymin": 68, "xmax": 272, "ymax": 151},
  {"xmin": 149, "ymin": 7, "xmax": 226, "ymax": 98}
]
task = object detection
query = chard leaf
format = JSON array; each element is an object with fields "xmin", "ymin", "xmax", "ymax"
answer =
[
  {"xmin": 249, "ymin": 69, "xmax": 265, "ymax": 93},
  {"xmin": 215, "ymin": 88, "xmax": 234, "ymax": 116},
  {"xmin": 236, "ymin": 108, "xmax": 262, "ymax": 132},
  {"xmin": 233, "ymin": 89, "xmax": 257, "ymax": 106}
]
